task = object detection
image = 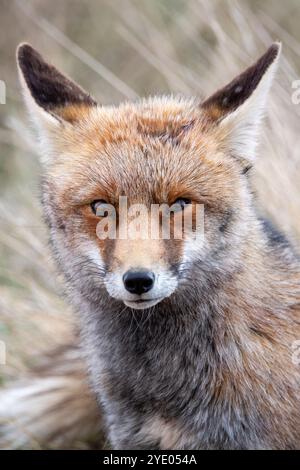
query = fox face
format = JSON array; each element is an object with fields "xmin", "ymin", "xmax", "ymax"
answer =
[{"xmin": 17, "ymin": 43, "xmax": 280, "ymax": 310}]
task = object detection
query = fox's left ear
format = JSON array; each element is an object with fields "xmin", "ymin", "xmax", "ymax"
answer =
[
  {"xmin": 17, "ymin": 43, "xmax": 97, "ymax": 133},
  {"xmin": 201, "ymin": 43, "xmax": 281, "ymax": 165}
]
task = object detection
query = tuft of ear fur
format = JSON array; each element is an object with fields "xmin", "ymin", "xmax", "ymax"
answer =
[
  {"xmin": 17, "ymin": 43, "xmax": 97, "ymax": 127},
  {"xmin": 201, "ymin": 43, "xmax": 281, "ymax": 164}
]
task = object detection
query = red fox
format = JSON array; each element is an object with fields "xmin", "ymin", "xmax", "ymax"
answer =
[{"xmin": 15, "ymin": 42, "xmax": 300, "ymax": 449}]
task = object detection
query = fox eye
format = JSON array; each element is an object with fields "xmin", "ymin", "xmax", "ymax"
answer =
[
  {"xmin": 91, "ymin": 199, "xmax": 109, "ymax": 216},
  {"xmin": 172, "ymin": 198, "xmax": 192, "ymax": 211}
]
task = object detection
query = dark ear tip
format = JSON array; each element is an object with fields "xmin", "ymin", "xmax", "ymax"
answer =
[
  {"xmin": 16, "ymin": 42, "xmax": 98, "ymax": 116},
  {"xmin": 17, "ymin": 43, "xmax": 40, "ymax": 70},
  {"xmin": 17, "ymin": 43, "xmax": 33, "ymax": 61},
  {"xmin": 267, "ymin": 42, "xmax": 282, "ymax": 63}
]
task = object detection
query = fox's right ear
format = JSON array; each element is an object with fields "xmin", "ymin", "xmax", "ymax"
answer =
[{"xmin": 17, "ymin": 43, "xmax": 97, "ymax": 135}]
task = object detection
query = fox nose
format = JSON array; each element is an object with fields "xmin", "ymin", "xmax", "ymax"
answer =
[{"xmin": 123, "ymin": 270, "xmax": 155, "ymax": 295}]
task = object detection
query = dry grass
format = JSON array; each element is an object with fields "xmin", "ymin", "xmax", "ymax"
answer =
[{"xmin": 0, "ymin": 0, "xmax": 299, "ymax": 449}]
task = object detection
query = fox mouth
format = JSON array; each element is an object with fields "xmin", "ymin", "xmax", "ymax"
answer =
[{"xmin": 124, "ymin": 297, "xmax": 163, "ymax": 310}]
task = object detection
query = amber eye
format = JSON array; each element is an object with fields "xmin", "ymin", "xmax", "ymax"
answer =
[
  {"xmin": 171, "ymin": 198, "xmax": 192, "ymax": 211},
  {"xmin": 90, "ymin": 199, "xmax": 109, "ymax": 216}
]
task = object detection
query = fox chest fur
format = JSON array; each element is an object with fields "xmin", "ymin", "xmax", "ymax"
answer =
[{"xmin": 79, "ymin": 250, "xmax": 300, "ymax": 450}]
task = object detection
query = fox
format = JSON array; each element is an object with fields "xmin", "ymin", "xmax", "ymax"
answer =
[{"xmin": 15, "ymin": 41, "xmax": 300, "ymax": 449}]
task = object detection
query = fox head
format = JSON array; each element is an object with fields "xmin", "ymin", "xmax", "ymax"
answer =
[{"xmin": 17, "ymin": 43, "xmax": 280, "ymax": 310}]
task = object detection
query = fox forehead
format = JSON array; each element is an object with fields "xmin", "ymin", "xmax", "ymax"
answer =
[
  {"xmin": 48, "ymin": 95, "xmax": 236, "ymax": 202},
  {"xmin": 60, "ymin": 95, "xmax": 208, "ymax": 148}
]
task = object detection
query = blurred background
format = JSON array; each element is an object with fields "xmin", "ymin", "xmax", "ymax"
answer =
[{"xmin": 0, "ymin": 0, "xmax": 299, "ymax": 449}]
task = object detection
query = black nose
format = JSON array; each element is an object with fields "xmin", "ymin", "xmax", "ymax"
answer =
[{"xmin": 123, "ymin": 270, "xmax": 155, "ymax": 295}]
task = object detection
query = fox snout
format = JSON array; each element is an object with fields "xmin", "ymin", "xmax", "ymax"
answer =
[
  {"xmin": 123, "ymin": 270, "xmax": 155, "ymax": 295},
  {"xmin": 122, "ymin": 270, "xmax": 160, "ymax": 309},
  {"xmin": 102, "ymin": 239, "xmax": 179, "ymax": 309},
  {"xmin": 105, "ymin": 266, "xmax": 178, "ymax": 310}
]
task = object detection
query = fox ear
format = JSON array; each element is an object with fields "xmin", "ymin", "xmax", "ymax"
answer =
[
  {"xmin": 201, "ymin": 43, "xmax": 281, "ymax": 165},
  {"xmin": 17, "ymin": 43, "xmax": 97, "ymax": 130}
]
